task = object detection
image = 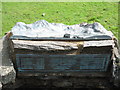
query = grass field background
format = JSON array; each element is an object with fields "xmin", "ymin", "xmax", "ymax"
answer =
[{"xmin": 1, "ymin": 2, "xmax": 119, "ymax": 38}]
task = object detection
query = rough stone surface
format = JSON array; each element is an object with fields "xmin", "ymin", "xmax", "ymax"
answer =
[
  {"xmin": 53, "ymin": 80, "xmax": 72, "ymax": 87},
  {"xmin": 84, "ymin": 40, "xmax": 115, "ymax": 47},
  {"xmin": 0, "ymin": 38, "xmax": 2, "ymax": 89},
  {"xmin": 0, "ymin": 82, "xmax": 2, "ymax": 90},
  {"xmin": 0, "ymin": 37, "xmax": 16, "ymax": 87},
  {"xmin": 12, "ymin": 40, "xmax": 83, "ymax": 51},
  {"xmin": 11, "ymin": 20, "xmax": 113, "ymax": 39},
  {"xmin": 1, "ymin": 36, "xmax": 13, "ymax": 66},
  {"xmin": 0, "ymin": 66, "xmax": 16, "ymax": 85},
  {"xmin": 0, "ymin": 38, "xmax": 2, "ymax": 66}
]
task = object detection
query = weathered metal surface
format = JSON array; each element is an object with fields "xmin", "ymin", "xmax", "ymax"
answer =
[
  {"xmin": 11, "ymin": 20, "xmax": 113, "ymax": 39},
  {"xmin": 10, "ymin": 35, "xmax": 112, "ymax": 41},
  {"xmin": 82, "ymin": 46, "xmax": 112, "ymax": 54},
  {"xmin": 16, "ymin": 54, "xmax": 110, "ymax": 72},
  {"xmin": 1, "ymin": 20, "xmax": 120, "ymax": 88}
]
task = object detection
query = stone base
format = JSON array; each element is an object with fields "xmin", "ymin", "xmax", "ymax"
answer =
[
  {"xmin": 0, "ymin": 66, "xmax": 16, "ymax": 85},
  {"xmin": 0, "ymin": 36, "xmax": 16, "ymax": 89},
  {"xmin": 0, "ymin": 82, "xmax": 2, "ymax": 90}
]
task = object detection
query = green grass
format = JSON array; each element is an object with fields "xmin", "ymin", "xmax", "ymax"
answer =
[{"xmin": 2, "ymin": 2, "xmax": 119, "ymax": 38}]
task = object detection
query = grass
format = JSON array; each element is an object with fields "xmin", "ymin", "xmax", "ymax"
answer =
[{"xmin": 2, "ymin": 2, "xmax": 119, "ymax": 38}]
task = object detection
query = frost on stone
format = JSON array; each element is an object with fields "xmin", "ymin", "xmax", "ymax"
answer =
[{"xmin": 11, "ymin": 20, "xmax": 113, "ymax": 39}]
